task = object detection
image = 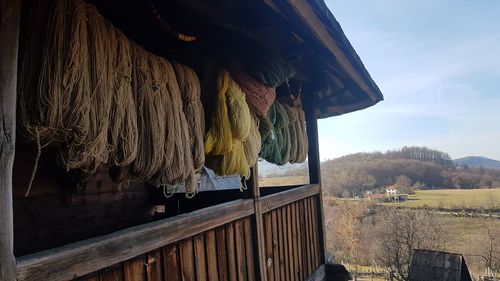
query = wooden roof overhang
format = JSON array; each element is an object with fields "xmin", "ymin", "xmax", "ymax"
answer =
[{"xmin": 89, "ymin": 0, "xmax": 383, "ymax": 119}]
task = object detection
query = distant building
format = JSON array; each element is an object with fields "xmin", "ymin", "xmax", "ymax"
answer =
[
  {"xmin": 386, "ymin": 187, "xmax": 398, "ymax": 195},
  {"xmin": 409, "ymin": 249, "xmax": 472, "ymax": 281}
]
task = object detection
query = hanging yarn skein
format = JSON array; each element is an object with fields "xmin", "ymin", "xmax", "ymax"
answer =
[{"xmin": 230, "ymin": 67, "xmax": 276, "ymax": 117}]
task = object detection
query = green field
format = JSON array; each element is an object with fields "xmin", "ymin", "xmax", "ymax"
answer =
[{"xmin": 383, "ymin": 188, "xmax": 500, "ymax": 209}]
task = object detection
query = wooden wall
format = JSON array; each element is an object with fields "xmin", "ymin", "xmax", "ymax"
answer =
[
  {"xmin": 74, "ymin": 216, "xmax": 255, "ymax": 281},
  {"xmin": 263, "ymin": 196, "xmax": 321, "ymax": 281}
]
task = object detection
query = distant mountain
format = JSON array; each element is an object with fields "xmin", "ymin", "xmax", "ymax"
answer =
[{"xmin": 453, "ymin": 156, "xmax": 500, "ymax": 170}]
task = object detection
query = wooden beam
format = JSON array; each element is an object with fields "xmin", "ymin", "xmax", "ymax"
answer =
[
  {"xmin": 305, "ymin": 107, "xmax": 327, "ymax": 264},
  {"xmin": 260, "ymin": 184, "xmax": 320, "ymax": 213},
  {"xmin": 0, "ymin": 0, "xmax": 22, "ymax": 280},
  {"xmin": 248, "ymin": 164, "xmax": 268, "ymax": 281},
  {"xmin": 304, "ymin": 265, "xmax": 325, "ymax": 281},
  {"xmin": 16, "ymin": 199, "xmax": 254, "ymax": 281}
]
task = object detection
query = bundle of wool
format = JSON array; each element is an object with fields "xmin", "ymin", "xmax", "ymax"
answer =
[
  {"xmin": 172, "ymin": 63, "xmax": 205, "ymax": 172},
  {"xmin": 226, "ymin": 77, "xmax": 251, "ymax": 141},
  {"xmin": 108, "ymin": 29, "xmax": 138, "ymax": 169},
  {"xmin": 230, "ymin": 67, "xmax": 276, "ymax": 117},
  {"xmin": 204, "ymin": 70, "xmax": 233, "ymax": 156},
  {"xmin": 295, "ymin": 107, "xmax": 308, "ymax": 163},
  {"xmin": 243, "ymin": 114, "xmax": 261, "ymax": 167},
  {"xmin": 285, "ymin": 104, "xmax": 299, "ymax": 163}
]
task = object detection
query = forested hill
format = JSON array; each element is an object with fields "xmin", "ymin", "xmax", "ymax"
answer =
[{"xmin": 319, "ymin": 146, "xmax": 500, "ymax": 197}]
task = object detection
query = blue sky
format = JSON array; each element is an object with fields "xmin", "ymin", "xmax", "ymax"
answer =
[{"xmin": 319, "ymin": 0, "xmax": 500, "ymax": 161}]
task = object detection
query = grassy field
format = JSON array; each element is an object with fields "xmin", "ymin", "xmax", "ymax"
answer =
[
  {"xmin": 259, "ymin": 175, "xmax": 309, "ymax": 187},
  {"xmin": 382, "ymin": 188, "xmax": 500, "ymax": 209}
]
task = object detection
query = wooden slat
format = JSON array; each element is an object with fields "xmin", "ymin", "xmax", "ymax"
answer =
[
  {"xmin": 123, "ymin": 256, "xmax": 146, "ymax": 281},
  {"xmin": 286, "ymin": 205, "xmax": 295, "ymax": 281},
  {"xmin": 260, "ymin": 184, "xmax": 320, "ymax": 213},
  {"xmin": 162, "ymin": 244, "xmax": 181, "ymax": 281},
  {"xmin": 291, "ymin": 203, "xmax": 300, "ymax": 280},
  {"xmin": 193, "ymin": 233, "xmax": 208, "ymax": 281},
  {"xmin": 17, "ymin": 199, "xmax": 254, "ymax": 281},
  {"xmin": 215, "ymin": 226, "xmax": 229, "ymax": 281},
  {"xmin": 304, "ymin": 198, "xmax": 313, "ymax": 274},
  {"xmin": 179, "ymin": 239, "xmax": 196, "ymax": 281},
  {"xmin": 264, "ymin": 213, "xmax": 274, "ymax": 281},
  {"xmin": 249, "ymin": 164, "xmax": 268, "ymax": 281},
  {"xmin": 225, "ymin": 222, "xmax": 237, "ymax": 281},
  {"xmin": 310, "ymin": 198, "xmax": 320, "ymax": 268},
  {"xmin": 99, "ymin": 265, "xmax": 123, "ymax": 281},
  {"xmin": 205, "ymin": 229, "xmax": 219, "ymax": 281},
  {"xmin": 74, "ymin": 272, "xmax": 100, "ymax": 281},
  {"xmin": 271, "ymin": 211, "xmax": 280, "ymax": 281},
  {"xmin": 234, "ymin": 220, "xmax": 247, "ymax": 281},
  {"xmin": 243, "ymin": 217, "xmax": 256, "ymax": 281},
  {"xmin": 281, "ymin": 207, "xmax": 290, "ymax": 281},
  {"xmin": 0, "ymin": 0, "xmax": 22, "ymax": 280},
  {"xmin": 276, "ymin": 208, "xmax": 286, "ymax": 281},
  {"xmin": 146, "ymin": 250, "xmax": 162, "ymax": 281}
]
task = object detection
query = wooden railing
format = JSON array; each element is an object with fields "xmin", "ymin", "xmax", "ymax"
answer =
[{"xmin": 15, "ymin": 184, "xmax": 323, "ymax": 281}]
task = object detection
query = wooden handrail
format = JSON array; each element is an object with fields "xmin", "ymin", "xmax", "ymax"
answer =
[
  {"xmin": 260, "ymin": 184, "xmax": 320, "ymax": 213},
  {"xmin": 16, "ymin": 199, "xmax": 254, "ymax": 281}
]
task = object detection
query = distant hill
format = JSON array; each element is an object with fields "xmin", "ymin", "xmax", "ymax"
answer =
[{"xmin": 453, "ymin": 156, "xmax": 500, "ymax": 170}]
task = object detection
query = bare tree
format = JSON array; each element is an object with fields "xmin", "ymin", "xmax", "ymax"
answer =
[{"xmin": 374, "ymin": 208, "xmax": 446, "ymax": 281}]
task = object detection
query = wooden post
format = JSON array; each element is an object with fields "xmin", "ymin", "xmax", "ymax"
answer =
[
  {"xmin": 305, "ymin": 104, "xmax": 327, "ymax": 265},
  {"xmin": 0, "ymin": 0, "xmax": 22, "ymax": 280},
  {"xmin": 248, "ymin": 165, "xmax": 268, "ymax": 281}
]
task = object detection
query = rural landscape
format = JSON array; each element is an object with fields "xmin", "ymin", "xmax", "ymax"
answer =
[{"xmin": 260, "ymin": 146, "xmax": 500, "ymax": 281}]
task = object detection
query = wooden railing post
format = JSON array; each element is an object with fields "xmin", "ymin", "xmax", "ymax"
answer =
[
  {"xmin": 248, "ymin": 165, "xmax": 268, "ymax": 281},
  {"xmin": 305, "ymin": 106, "xmax": 327, "ymax": 265},
  {"xmin": 0, "ymin": 0, "xmax": 22, "ymax": 280}
]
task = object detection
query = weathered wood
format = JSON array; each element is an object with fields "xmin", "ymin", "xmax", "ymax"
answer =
[
  {"xmin": 291, "ymin": 202, "xmax": 300, "ymax": 280},
  {"xmin": 215, "ymin": 226, "xmax": 229, "ymax": 281},
  {"xmin": 286, "ymin": 204, "xmax": 296, "ymax": 281},
  {"xmin": 310, "ymin": 198, "xmax": 320, "ymax": 268},
  {"xmin": 271, "ymin": 211, "xmax": 280, "ymax": 281},
  {"xmin": 205, "ymin": 230, "xmax": 219, "ymax": 281},
  {"xmin": 281, "ymin": 207, "xmax": 290, "ymax": 281},
  {"xmin": 260, "ymin": 184, "xmax": 320, "ymax": 213},
  {"xmin": 234, "ymin": 220, "xmax": 248, "ymax": 281},
  {"xmin": 225, "ymin": 222, "xmax": 237, "ymax": 281},
  {"xmin": 123, "ymin": 256, "xmax": 146, "ymax": 281},
  {"xmin": 304, "ymin": 265, "xmax": 326, "ymax": 281},
  {"xmin": 193, "ymin": 233, "xmax": 207, "ymax": 281},
  {"xmin": 146, "ymin": 250, "xmax": 162, "ymax": 281},
  {"xmin": 263, "ymin": 213, "xmax": 274, "ymax": 281},
  {"xmin": 297, "ymin": 201, "xmax": 305, "ymax": 280},
  {"xmin": 304, "ymin": 198, "xmax": 313, "ymax": 274},
  {"xmin": 74, "ymin": 272, "xmax": 100, "ymax": 281},
  {"xmin": 16, "ymin": 199, "xmax": 254, "ymax": 281},
  {"xmin": 0, "ymin": 0, "xmax": 21, "ymax": 280},
  {"xmin": 162, "ymin": 244, "xmax": 181, "ymax": 281},
  {"xmin": 306, "ymin": 110, "xmax": 327, "ymax": 265},
  {"xmin": 99, "ymin": 264, "xmax": 124, "ymax": 281},
  {"xmin": 243, "ymin": 217, "xmax": 256, "ymax": 281},
  {"xmin": 179, "ymin": 239, "xmax": 196, "ymax": 281},
  {"xmin": 249, "ymin": 164, "xmax": 268, "ymax": 281},
  {"xmin": 276, "ymin": 208, "xmax": 286, "ymax": 281}
]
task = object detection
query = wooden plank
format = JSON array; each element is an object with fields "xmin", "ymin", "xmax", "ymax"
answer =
[
  {"xmin": 310, "ymin": 198, "xmax": 320, "ymax": 268},
  {"xmin": 123, "ymin": 256, "xmax": 146, "ymax": 281},
  {"xmin": 226, "ymin": 222, "xmax": 238, "ymax": 281},
  {"xmin": 99, "ymin": 264, "xmax": 124, "ymax": 281},
  {"xmin": 17, "ymin": 199, "xmax": 254, "ymax": 281},
  {"xmin": 291, "ymin": 203, "xmax": 300, "ymax": 280},
  {"xmin": 304, "ymin": 265, "xmax": 325, "ymax": 281},
  {"xmin": 146, "ymin": 250, "xmax": 162, "ymax": 281},
  {"xmin": 260, "ymin": 184, "xmax": 320, "ymax": 213},
  {"xmin": 243, "ymin": 217, "xmax": 256, "ymax": 281},
  {"xmin": 74, "ymin": 272, "xmax": 100, "ymax": 281},
  {"xmin": 281, "ymin": 207, "xmax": 290, "ymax": 281},
  {"xmin": 215, "ymin": 226, "xmax": 229, "ymax": 281},
  {"xmin": 276, "ymin": 208, "xmax": 286, "ymax": 281},
  {"xmin": 234, "ymin": 219, "xmax": 248, "ymax": 281},
  {"xmin": 205, "ymin": 229, "xmax": 219, "ymax": 281},
  {"xmin": 271, "ymin": 211, "xmax": 280, "ymax": 281},
  {"xmin": 179, "ymin": 239, "xmax": 196, "ymax": 281},
  {"xmin": 264, "ymin": 213, "xmax": 274, "ymax": 281},
  {"xmin": 249, "ymin": 164, "xmax": 268, "ymax": 281},
  {"xmin": 286, "ymin": 204, "xmax": 296, "ymax": 281},
  {"xmin": 193, "ymin": 233, "xmax": 208, "ymax": 281},
  {"xmin": 305, "ymin": 111, "xmax": 326, "ymax": 265},
  {"xmin": 162, "ymin": 244, "xmax": 181, "ymax": 281},
  {"xmin": 304, "ymin": 198, "xmax": 313, "ymax": 274},
  {"xmin": 0, "ymin": 0, "xmax": 22, "ymax": 280}
]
